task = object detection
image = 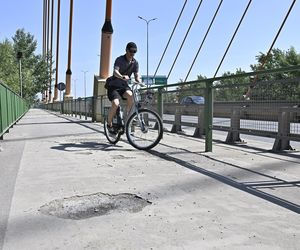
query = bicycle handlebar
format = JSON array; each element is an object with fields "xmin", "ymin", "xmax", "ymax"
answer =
[{"xmin": 128, "ymin": 80, "xmax": 145, "ymax": 87}]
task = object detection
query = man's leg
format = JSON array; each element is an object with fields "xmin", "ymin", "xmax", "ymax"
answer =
[
  {"xmin": 107, "ymin": 98, "xmax": 119, "ymax": 127},
  {"xmin": 123, "ymin": 90, "xmax": 133, "ymax": 116}
]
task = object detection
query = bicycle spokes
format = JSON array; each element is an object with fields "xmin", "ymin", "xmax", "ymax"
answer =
[{"xmin": 126, "ymin": 109, "xmax": 163, "ymax": 150}]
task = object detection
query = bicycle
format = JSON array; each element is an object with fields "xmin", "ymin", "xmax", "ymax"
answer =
[{"xmin": 104, "ymin": 81, "xmax": 163, "ymax": 150}]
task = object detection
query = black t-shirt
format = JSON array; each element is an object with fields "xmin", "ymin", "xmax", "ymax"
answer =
[{"xmin": 114, "ymin": 55, "xmax": 139, "ymax": 77}]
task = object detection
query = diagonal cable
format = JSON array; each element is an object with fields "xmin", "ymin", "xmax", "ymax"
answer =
[
  {"xmin": 258, "ymin": 0, "xmax": 297, "ymax": 69},
  {"xmin": 167, "ymin": 0, "xmax": 204, "ymax": 79},
  {"xmin": 153, "ymin": 0, "xmax": 187, "ymax": 78},
  {"xmin": 184, "ymin": 0, "xmax": 224, "ymax": 82},
  {"xmin": 244, "ymin": 0, "xmax": 297, "ymax": 98},
  {"xmin": 214, "ymin": 0, "xmax": 252, "ymax": 78}
]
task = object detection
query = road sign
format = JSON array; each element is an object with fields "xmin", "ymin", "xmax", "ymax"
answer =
[
  {"xmin": 141, "ymin": 75, "xmax": 167, "ymax": 85},
  {"xmin": 57, "ymin": 82, "xmax": 66, "ymax": 91}
]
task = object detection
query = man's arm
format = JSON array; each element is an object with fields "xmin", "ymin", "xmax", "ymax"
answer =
[
  {"xmin": 134, "ymin": 72, "xmax": 141, "ymax": 83},
  {"xmin": 113, "ymin": 67, "xmax": 129, "ymax": 80}
]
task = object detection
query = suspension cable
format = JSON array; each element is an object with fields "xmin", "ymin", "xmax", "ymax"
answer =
[
  {"xmin": 167, "ymin": 0, "xmax": 204, "ymax": 79},
  {"xmin": 153, "ymin": 0, "xmax": 187, "ymax": 78},
  {"xmin": 214, "ymin": 0, "xmax": 252, "ymax": 78},
  {"xmin": 259, "ymin": 0, "xmax": 297, "ymax": 69},
  {"xmin": 184, "ymin": 0, "xmax": 224, "ymax": 82},
  {"xmin": 244, "ymin": 0, "xmax": 297, "ymax": 98}
]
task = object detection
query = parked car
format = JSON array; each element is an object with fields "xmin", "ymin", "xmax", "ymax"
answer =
[{"xmin": 180, "ymin": 96, "xmax": 205, "ymax": 105}]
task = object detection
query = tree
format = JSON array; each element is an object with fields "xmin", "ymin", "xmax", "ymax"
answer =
[
  {"xmin": 0, "ymin": 39, "xmax": 19, "ymax": 92},
  {"xmin": 249, "ymin": 47, "xmax": 300, "ymax": 101},
  {"xmin": 0, "ymin": 29, "xmax": 52, "ymax": 103}
]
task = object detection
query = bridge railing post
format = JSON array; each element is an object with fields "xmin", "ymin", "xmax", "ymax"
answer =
[
  {"xmin": 272, "ymin": 107, "xmax": 292, "ymax": 151},
  {"xmin": 225, "ymin": 107, "xmax": 242, "ymax": 143},
  {"xmin": 193, "ymin": 107, "xmax": 204, "ymax": 138},
  {"xmin": 156, "ymin": 86, "xmax": 163, "ymax": 119},
  {"xmin": 171, "ymin": 105, "xmax": 182, "ymax": 133},
  {"xmin": 205, "ymin": 80, "xmax": 213, "ymax": 152}
]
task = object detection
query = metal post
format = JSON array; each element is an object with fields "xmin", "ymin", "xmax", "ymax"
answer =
[
  {"xmin": 82, "ymin": 70, "xmax": 88, "ymax": 120},
  {"xmin": 19, "ymin": 59, "xmax": 23, "ymax": 98},
  {"xmin": 73, "ymin": 78, "xmax": 77, "ymax": 99},
  {"xmin": 157, "ymin": 86, "xmax": 163, "ymax": 119},
  {"xmin": 205, "ymin": 81, "xmax": 213, "ymax": 152},
  {"xmin": 16, "ymin": 52, "xmax": 23, "ymax": 98},
  {"xmin": 138, "ymin": 16, "xmax": 157, "ymax": 86}
]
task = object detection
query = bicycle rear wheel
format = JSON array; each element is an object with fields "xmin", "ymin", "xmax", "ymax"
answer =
[
  {"xmin": 104, "ymin": 118, "xmax": 122, "ymax": 144},
  {"xmin": 126, "ymin": 108, "xmax": 163, "ymax": 150}
]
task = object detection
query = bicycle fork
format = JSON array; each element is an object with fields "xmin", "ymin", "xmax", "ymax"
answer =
[{"xmin": 127, "ymin": 104, "xmax": 147, "ymax": 133}]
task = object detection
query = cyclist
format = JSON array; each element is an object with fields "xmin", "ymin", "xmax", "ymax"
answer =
[{"xmin": 106, "ymin": 42, "xmax": 141, "ymax": 134}]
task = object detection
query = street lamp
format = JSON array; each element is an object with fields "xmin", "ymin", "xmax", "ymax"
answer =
[
  {"xmin": 16, "ymin": 51, "xmax": 23, "ymax": 97},
  {"xmin": 81, "ymin": 70, "xmax": 88, "ymax": 120},
  {"xmin": 81, "ymin": 70, "xmax": 88, "ymax": 98},
  {"xmin": 138, "ymin": 16, "xmax": 157, "ymax": 87},
  {"xmin": 73, "ymin": 78, "xmax": 77, "ymax": 99}
]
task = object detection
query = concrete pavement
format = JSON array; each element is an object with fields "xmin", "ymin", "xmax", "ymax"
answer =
[{"xmin": 0, "ymin": 108, "xmax": 299, "ymax": 250}]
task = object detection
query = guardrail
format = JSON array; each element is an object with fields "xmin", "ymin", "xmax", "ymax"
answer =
[
  {"xmin": 0, "ymin": 82, "xmax": 29, "ymax": 139},
  {"xmin": 41, "ymin": 65, "xmax": 300, "ymax": 152},
  {"xmin": 43, "ymin": 97, "xmax": 93, "ymax": 120}
]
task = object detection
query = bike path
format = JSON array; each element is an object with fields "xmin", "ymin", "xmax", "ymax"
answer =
[{"xmin": 1, "ymin": 109, "xmax": 299, "ymax": 250}]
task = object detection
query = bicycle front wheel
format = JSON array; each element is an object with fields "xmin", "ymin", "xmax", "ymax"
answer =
[
  {"xmin": 104, "ymin": 118, "xmax": 122, "ymax": 144},
  {"xmin": 126, "ymin": 108, "xmax": 163, "ymax": 150}
]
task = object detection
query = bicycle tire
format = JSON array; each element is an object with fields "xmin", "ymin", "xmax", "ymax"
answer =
[
  {"xmin": 126, "ymin": 108, "xmax": 163, "ymax": 150},
  {"xmin": 104, "ymin": 117, "xmax": 122, "ymax": 144}
]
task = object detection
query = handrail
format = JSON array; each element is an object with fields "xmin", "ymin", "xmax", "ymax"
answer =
[
  {"xmin": 147, "ymin": 64, "xmax": 300, "ymax": 90},
  {"xmin": 0, "ymin": 81, "xmax": 29, "ymax": 139}
]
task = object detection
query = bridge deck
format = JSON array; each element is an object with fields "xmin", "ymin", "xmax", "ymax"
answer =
[{"xmin": 0, "ymin": 109, "xmax": 299, "ymax": 249}]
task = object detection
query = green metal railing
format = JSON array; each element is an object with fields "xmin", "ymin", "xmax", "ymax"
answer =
[
  {"xmin": 0, "ymin": 82, "xmax": 29, "ymax": 139},
  {"xmin": 41, "ymin": 65, "xmax": 300, "ymax": 152}
]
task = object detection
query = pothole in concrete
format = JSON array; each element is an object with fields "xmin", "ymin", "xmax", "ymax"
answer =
[{"xmin": 39, "ymin": 192, "xmax": 151, "ymax": 220}]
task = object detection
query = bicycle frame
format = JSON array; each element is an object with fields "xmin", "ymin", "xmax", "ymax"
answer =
[
  {"xmin": 128, "ymin": 82, "xmax": 145, "ymax": 130},
  {"xmin": 104, "ymin": 80, "xmax": 163, "ymax": 150}
]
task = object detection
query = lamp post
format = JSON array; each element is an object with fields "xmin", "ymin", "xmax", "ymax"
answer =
[
  {"xmin": 16, "ymin": 51, "xmax": 23, "ymax": 98},
  {"xmin": 82, "ymin": 70, "xmax": 88, "ymax": 120},
  {"xmin": 138, "ymin": 16, "xmax": 157, "ymax": 87},
  {"xmin": 73, "ymin": 78, "xmax": 77, "ymax": 99},
  {"xmin": 81, "ymin": 70, "xmax": 88, "ymax": 98}
]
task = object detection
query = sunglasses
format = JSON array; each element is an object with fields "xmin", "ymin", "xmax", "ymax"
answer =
[{"xmin": 129, "ymin": 49, "xmax": 137, "ymax": 54}]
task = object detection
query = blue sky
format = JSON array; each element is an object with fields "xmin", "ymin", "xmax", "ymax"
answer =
[{"xmin": 0, "ymin": 0, "xmax": 299, "ymax": 98}]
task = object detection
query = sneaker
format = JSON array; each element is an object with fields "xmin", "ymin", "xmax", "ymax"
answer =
[
  {"xmin": 132, "ymin": 117, "xmax": 139, "ymax": 126},
  {"xmin": 107, "ymin": 124, "xmax": 117, "ymax": 135}
]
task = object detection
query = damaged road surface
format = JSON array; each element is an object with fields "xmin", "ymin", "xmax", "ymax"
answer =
[{"xmin": 39, "ymin": 192, "xmax": 151, "ymax": 220}]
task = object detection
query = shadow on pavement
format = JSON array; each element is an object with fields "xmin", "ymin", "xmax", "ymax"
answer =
[
  {"xmin": 147, "ymin": 149, "xmax": 300, "ymax": 214},
  {"xmin": 50, "ymin": 141, "xmax": 134, "ymax": 152}
]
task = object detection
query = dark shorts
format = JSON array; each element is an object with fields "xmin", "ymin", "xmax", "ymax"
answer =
[{"xmin": 107, "ymin": 85, "xmax": 131, "ymax": 101}]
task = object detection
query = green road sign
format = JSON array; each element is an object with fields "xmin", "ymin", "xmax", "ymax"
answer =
[{"xmin": 142, "ymin": 75, "xmax": 167, "ymax": 85}]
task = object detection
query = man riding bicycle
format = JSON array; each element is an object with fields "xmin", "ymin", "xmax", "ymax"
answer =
[{"xmin": 106, "ymin": 42, "xmax": 141, "ymax": 134}]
